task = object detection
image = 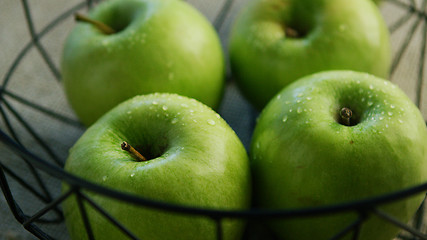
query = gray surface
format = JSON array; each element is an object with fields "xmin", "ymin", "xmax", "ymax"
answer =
[{"xmin": 0, "ymin": 0, "xmax": 426, "ymax": 239}]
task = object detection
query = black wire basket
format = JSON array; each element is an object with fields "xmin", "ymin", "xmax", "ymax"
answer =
[{"xmin": 1, "ymin": 0, "xmax": 427, "ymax": 239}]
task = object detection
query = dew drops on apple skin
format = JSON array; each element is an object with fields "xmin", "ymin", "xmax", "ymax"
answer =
[
  {"xmin": 282, "ymin": 115, "xmax": 288, "ymax": 122},
  {"xmin": 207, "ymin": 119, "xmax": 216, "ymax": 126},
  {"xmin": 130, "ymin": 173, "xmax": 135, "ymax": 178},
  {"xmin": 171, "ymin": 118, "xmax": 178, "ymax": 124},
  {"xmin": 162, "ymin": 105, "xmax": 168, "ymax": 111},
  {"xmin": 102, "ymin": 176, "xmax": 108, "ymax": 181}
]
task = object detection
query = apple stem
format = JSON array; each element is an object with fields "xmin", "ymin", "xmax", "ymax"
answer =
[
  {"xmin": 74, "ymin": 13, "xmax": 116, "ymax": 35},
  {"xmin": 340, "ymin": 107, "xmax": 353, "ymax": 126},
  {"xmin": 121, "ymin": 142, "xmax": 147, "ymax": 162},
  {"xmin": 284, "ymin": 26, "xmax": 299, "ymax": 38}
]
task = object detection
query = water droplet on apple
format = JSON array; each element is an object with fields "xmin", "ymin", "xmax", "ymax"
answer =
[
  {"xmin": 276, "ymin": 95, "xmax": 281, "ymax": 99},
  {"xmin": 181, "ymin": 103, "xmax": 188, "ymax": 108},
  {"xmin": 356, "ymin": 80, "xmax": 361, "ymax": 84},
  {"xmin": 216, "ymin": 113, "xmax": 221, "ymax": 119},
  {"xmin": 398, "ymin": 119, "xmax": 403, "ymax": 124},
  {"xmin": 385, "ymin": 124, "xmax": 389, "ymax": 128},
  {"xmin": 285, "ymin": 101, "xmax": 291, "ymax": 105},
  {"xmin": 306, "ymin": 97, "xmax": 312, "ymax": 100},
  {"xmin": 207, "ymin": 119, "xmax": 215, "ymax": 125},
  {"xmin": 130, "ymin": 173, "xmax": 135, "ymax": 177},
  {"xmin": 367, "ymin": 101, "xmax": 373, "ymax": 106},
  {"xmin": 379, "ymin": 117, "xmax": 384, "ymax": 120},
  {"xmin": 289, "ymin": 109, "xmax": 293, "ymax": 112},
  {"xmin": 193, "ymin": 119, "xmax": 197, "ymax": 123},
  {"xmin": 369, "ymin": 85, "xmax": 374, "ymax": 90},
  {"xmin": 361, "ymin": 97, "xmax": 366, "ymax": 102},
  {"xmin": 297, "ymin": 93, "xmax": 303, "ymax": 97},
  {"xmin": 297, "ymin": 107, "xmax": 302, "ymax": 113},
  {"xmin": 152, "ymin": 101, "xmax": 158, "ymax": 105},
  {"xmin": 296, "ymin": 99, "xmax": 301, "ymax": 103},
  {"xmin": 388, "ymin": 112, "xmax": 393, "ymax": 116},
  {"xmin": 162, "ymin": 105, "xmax": 168, "ymax": 111},
  {"xmin": 282, "ymin": 115, "xmax": 288, "ymax": 122},
  {"xmin": 127, "ymin": 111, "xmax": 132, "ymax": 114},
  {"xmin": 102, "ymin": 176, "xmax": 108, "ymax": 181},
  {"xmin": 171, "ymin": 118, "xmax": 178, "ymax": 124},
  {"xmin": 390, "ymin": 104, "xmax": 395, "ymax": 109}
]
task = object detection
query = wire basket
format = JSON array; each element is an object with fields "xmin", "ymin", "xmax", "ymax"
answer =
[{"xmin": 0, "ymin": 0, "xmax": 426, "ymax": 239}]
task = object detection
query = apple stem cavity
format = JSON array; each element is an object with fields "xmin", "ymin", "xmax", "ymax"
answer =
[
  {"xmin": 75, "ymin": 13, "xmax": 116, "ymax": 35},
  {"xmin": 121, "ymin": 141, "xmax": 147, "ymax": 162},
  {"xmin": 340, "ymin": 107, "xmax": 353, "ymax": 126}
]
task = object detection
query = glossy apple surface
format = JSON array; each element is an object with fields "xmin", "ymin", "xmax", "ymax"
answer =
[
  {"xmin": 62, "ymin": 93, "xmax": 251, "ymax": 240},
  {"xmin": 250, "ymin": 71, "xmax": 427, "ymax": 240},
  {"xmin": 61, "ymin": 0, "xmax": 225, "ymax": 126},
  {"xmin": 229, "ymin": 0, "xmax": 391, "ymax": 110}
]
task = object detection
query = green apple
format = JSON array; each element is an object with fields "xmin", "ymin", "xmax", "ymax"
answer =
[
  {"xmin": 250, "ymin": 71, "xmax": 427, "ymax": 240},
  {"xmin": 229, "ymin": 0, "xmax": 391, "ymax": 110},
  {"xmin": 61, "ymin": 0, "xmax": 225, "ymax": 126},
  {"xmin": 62, "ymin": 93, "xmax": 251, "ymax": 240}
]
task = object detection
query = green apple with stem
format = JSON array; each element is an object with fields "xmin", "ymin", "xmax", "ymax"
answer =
[
  {"xmin": 61, "ymin": 0, "xmax": 225, "ymax": 126},
  {"xmin": 62, "ymin": 93, "xmax": 251, "ymax": 240},
  {"xmin": 250, "ymin": 71, "xmax": 427, "ymax": 240},
  {"xmin": 229, "ymin": 0, "xmax": 391, "ymax": 110}
]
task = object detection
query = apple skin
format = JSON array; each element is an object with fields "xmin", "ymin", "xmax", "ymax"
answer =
[
  {"xmin": 229, "ymin": 0, "xmax": 391, "ymax": 110},
  {"xmin": 250, "ymin": 71, "xmax": 427, "ymax": 240},
  {"xmin": 61, "ymin": 0, "xmax": 225, "ymax": 126},
  {"xmin": 62, "ymin": 93, "xmax": 251, "ymax": 240}
]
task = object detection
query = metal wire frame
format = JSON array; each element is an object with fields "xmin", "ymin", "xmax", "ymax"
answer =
[{"xmin": 0, "ymin": 0, "xmax": 426, "ymax": 239}]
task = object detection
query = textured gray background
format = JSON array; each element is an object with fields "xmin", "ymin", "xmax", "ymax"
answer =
[{"xmin": 0, "ymin": 0, "xmax": 426, "ymax": 239}]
